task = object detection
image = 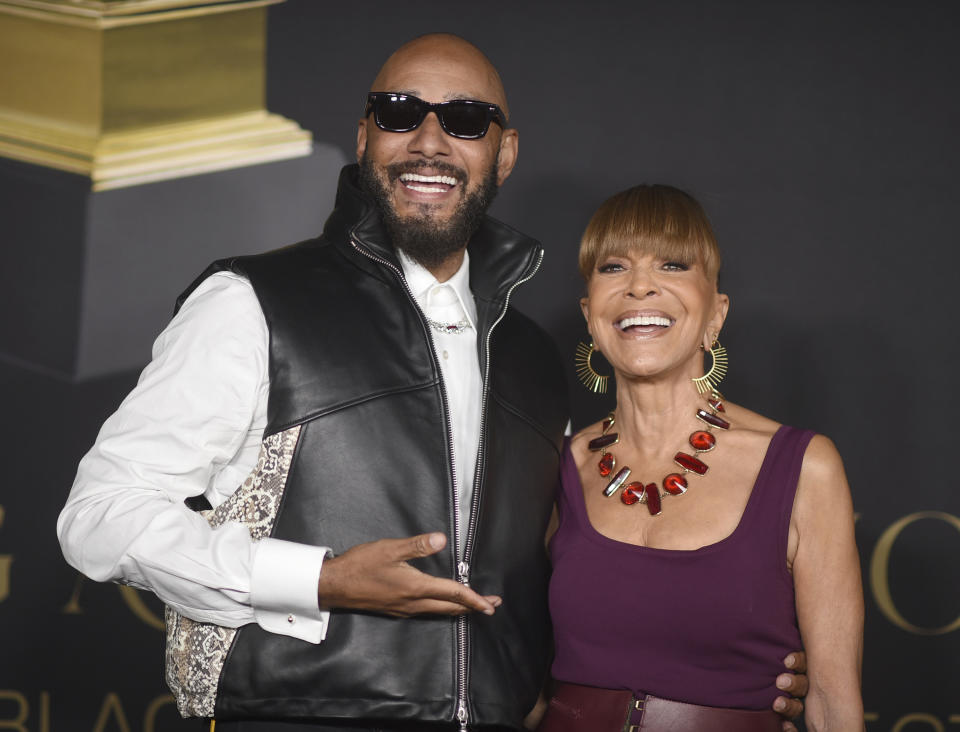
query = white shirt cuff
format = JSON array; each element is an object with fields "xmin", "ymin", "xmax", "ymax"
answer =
[{"xmin": 250, "ymin": 537, "xmax": 332, "ymax": 644}]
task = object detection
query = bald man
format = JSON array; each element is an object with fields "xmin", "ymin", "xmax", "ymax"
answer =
[{"xmin": 59, "ymin": 34, "xmax": 806, "ymax": 732}]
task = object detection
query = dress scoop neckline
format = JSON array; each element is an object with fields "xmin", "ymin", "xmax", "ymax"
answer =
[{"xmin": 565, "ymin": 424, "xmax": 787, "ymax": 556}]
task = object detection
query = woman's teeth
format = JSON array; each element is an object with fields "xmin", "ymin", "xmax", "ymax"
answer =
[{"xmin": 617, "ymin": 315, "xmax": 672, "ymax": 330}]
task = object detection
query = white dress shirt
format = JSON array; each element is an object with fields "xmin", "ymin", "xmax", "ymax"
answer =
[
  {"xmin": 397, "ymin": 249, "xmax": 482, "ymax": 549},
  {"xmin": 58, "ymin": 250, "xmax": 483, "ymax": 644}
]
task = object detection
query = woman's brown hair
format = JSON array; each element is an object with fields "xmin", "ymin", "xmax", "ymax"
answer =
[{"xmin": 578, "ymin": 184, "xmax": 721, "ymax": 283}]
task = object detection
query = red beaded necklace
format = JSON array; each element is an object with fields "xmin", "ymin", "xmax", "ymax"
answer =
[{"xmin": 588, "ymin": 392, "xmax": 730, "ymax": 516}]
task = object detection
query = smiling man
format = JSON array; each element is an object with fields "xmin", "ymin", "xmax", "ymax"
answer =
[
  {"xmin": 356, "ymin": 36, "xmax": 517, "ymax": 279},
  {"xmin": 58, "ymin": 34, "xmax": 806, "ymax": 732},
  {"xmin": 60, "ymin": 34, "xmax": 564, "ymax": 732}
]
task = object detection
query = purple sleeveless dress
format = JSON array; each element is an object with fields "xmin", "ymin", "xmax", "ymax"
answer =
[{"xmin": 549, "ymin": 425, "xmax": 812, "ymax": 710}]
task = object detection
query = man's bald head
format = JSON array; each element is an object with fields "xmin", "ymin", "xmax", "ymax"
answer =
[
  {"xmin": 356, "ymin": 34, "xmax": 519, "ymax": 278},
  {"xmin": 371, "ymin": 34, "xmax": 510, "ymax": 119}
]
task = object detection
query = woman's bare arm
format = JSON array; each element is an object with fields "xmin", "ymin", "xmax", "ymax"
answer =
[{"xmin": 790, "ymin": 435, "xmax": 864, "ymax": 730}]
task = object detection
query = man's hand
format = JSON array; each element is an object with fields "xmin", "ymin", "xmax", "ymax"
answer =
[
  {"xmin": 773, "ymin": 651, "xmax": 808, "ymax": 732},
  {"xmin": 317, "ymin": 532, "xmax": 502, "ymax": 617}
]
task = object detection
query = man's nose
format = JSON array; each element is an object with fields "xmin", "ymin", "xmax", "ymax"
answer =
[{"xmin": 406, "ymin": 111, "xmax": 452, "ymax": 157}]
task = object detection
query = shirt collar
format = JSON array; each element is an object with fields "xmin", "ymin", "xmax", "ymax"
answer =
[{"xmin": 397, "ymin": 248, "xmax": 477, "ymax": 330}]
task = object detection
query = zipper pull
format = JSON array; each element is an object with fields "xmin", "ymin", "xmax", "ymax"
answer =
[
  {"xmin": 457, "ymin": 700, "xmax": 469, "ymax": 731},
  {"xmin": 457, "ymin": 561, "xmax": 470, "ymax": 585}
]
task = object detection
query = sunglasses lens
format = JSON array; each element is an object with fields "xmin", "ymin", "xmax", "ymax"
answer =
[
  {"xmin": 375, "ymin": 97, "xmax": 424, "ymax": 132},
  {"xmin": 369, "ymin": 95, "xmax": 501, "ymax": 138},
  {"xmin": 440, "ymin": 103, "xmax": 490, "ymax": 138}
]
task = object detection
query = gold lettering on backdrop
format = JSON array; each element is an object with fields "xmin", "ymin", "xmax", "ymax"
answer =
[
  {"xmin": 0, "ymin": 691, "xmax": 49, "ymax": 732},
  {"xmin": 38, "ymin": 693, "xmax": 49, "ymax": 732},
  {"xmin": 143, "ymin": 694, "xmax": 175, "ymax": 732},
  {"xmin": 0, "ymin": 506, "xmax": 11, "ymax": 603},
  {"xmin": 62, "ymin": 573, "xmax": 164, "ymax": 630},
  {"xmin": 0, "ymin": 691, "xmax": 182, "ymax": 731},
  {"xmin": 892, "ymin": 713, "xmax": 944, "ymax": 732},
  {"xmin": 119, "ymin": 586, "xmax": 165, "ymax": 631},
  {"xmin": 0, "ymin": 690, "xmax": 27, "ymax": 732},
  {"xmin": 92, "ymin": 693, "xmax": 131, "ymax": 732},
  {"xmin": 866, "ymin": 714, "xmax": 960, "ymax": 729},
  {"xmin": 870, "ymin": 511, "xmax": 960, "ymax": 635}
]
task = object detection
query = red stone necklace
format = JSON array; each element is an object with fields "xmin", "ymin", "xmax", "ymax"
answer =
[{"xmin": 588, "ymin": 392, "xmax": 730, "ymax": 516}]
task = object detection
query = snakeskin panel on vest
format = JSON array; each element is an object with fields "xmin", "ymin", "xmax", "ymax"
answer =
[
  {"xmin": 165, "ymin": 425, "xmax": 301, "ymax": 717},
  {"xmin": 159, "ymin": 166, "xmax": 567, "ymax": 727}
]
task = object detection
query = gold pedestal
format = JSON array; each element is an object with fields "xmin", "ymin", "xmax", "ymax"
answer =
[{"xmin": 0, "ymin": 0, "xmax": 311, "ymax": 190}]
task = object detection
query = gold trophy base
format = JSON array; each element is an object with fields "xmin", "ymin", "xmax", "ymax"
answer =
[
  {"xmin": 0, "ymin": 110, "xmax": 312, "ymax": 190},
  {"xmin": 0, "ymin": 0, "xmax": 311, "ymax": 190}
]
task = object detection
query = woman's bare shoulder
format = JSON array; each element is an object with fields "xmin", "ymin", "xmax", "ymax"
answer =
[
  {"xmin": 720, "ymin": 402, "xmax": 844, "ymax": 472},
  {"xmin": 797, "ymin": 433, "xmax": 847, "ymax": 495},
  {"xmin": 801, "ymin": 432, "xmax": 843, "ymax": 467},
  {"xmin": 720, "ymin": 400, "xmax": 781, "ymax": 444},
  {"xmin": 790, "ymin": 432, "xmax": 851, "ymax": 537}
]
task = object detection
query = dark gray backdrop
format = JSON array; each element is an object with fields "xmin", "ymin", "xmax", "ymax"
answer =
[{"xmin": 1, "ymin": 1, "xmax": 958, "ymax": 730}]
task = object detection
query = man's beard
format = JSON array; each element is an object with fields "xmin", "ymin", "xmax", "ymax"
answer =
[{"xmin": 358, "ymin": 154, "xmax": 499, "ymax": 271}]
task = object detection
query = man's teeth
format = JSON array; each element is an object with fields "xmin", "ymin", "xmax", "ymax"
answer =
[
  {"xmin": 400, "ymin": 173, "xmax": 458, "ymax": 186},
  {"xmin": 618, "ymin": 315, "xmax": 671, "ymax": 329}
]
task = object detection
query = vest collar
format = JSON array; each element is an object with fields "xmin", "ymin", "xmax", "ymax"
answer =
[{"xmin": 324, "ymin": 165, "xmax": 544, "ymax": 307}]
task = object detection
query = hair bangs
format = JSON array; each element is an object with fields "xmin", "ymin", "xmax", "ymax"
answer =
[{"xmin": 578, "ymin": 185, "xmax": 721, "ymax": 282}]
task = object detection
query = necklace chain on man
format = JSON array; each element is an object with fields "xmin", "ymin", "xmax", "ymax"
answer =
[{"xmin": 424, "ymin": 315, "xmax": 472, "ymax": 335}]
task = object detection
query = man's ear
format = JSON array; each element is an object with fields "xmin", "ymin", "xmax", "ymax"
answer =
[
  {"xmin": 356, "ymin": 119, "xmax": 368, "ymax": 161},
  {"xmin": 495, "ymin": 128, "xmax": 519, "ymax": 186}
]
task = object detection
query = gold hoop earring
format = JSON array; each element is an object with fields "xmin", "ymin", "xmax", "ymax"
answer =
[
  {"xmin": 575, "ymin": 341, "xmax": 610, "ymax": 394},
  {"xmin": 692, "ymin": 340, "xmax": 728, "ymax": 395}
]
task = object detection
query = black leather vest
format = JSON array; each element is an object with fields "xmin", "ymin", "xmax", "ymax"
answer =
[{"xmin": 178, "ymin": 166, "xmax": 568, "ymax": 728}]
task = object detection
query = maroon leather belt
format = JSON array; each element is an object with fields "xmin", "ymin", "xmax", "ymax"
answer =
[{"xmin": 537, "ymin": 682, "xmax": 783, "ymax": 732}]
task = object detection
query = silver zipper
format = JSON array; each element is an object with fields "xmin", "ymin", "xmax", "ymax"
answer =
[
  {"xmin": 463, "ymin": 247, "xmax": 543, "ymax": 563},
  {"xmin": 352, "ymin": 239, "xmax": 543, "ymax": 731},
  {"xmin": 455, "ymin": 246, "xmax": 544, "ymax": 730},
  {"xmin": 456, "ymin": 700, "xmax": 469, "ymax": 732},
  {"xmin": 349, "ymin": 238, "xmax": 467, "ymax": 721}
]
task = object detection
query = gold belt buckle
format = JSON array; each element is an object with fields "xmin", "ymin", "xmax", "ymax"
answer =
[{"xmin": 627, "ymin": 695, "xmax": 645, "ymax": 731}]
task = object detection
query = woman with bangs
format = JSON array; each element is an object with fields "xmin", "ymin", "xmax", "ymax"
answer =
[{"xmin": 537, "ymin": 185, "xmax": 863, "ymax": 731}]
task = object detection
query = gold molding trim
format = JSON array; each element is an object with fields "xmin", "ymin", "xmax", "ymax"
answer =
[
  {"xmin": 0, "ymin": 111, "xmax": 312, "ymax": 190},
  {"xmin": 0, "ymin": 0, "xmax": 313, "ymax": 189},
  {"xmin": 7, "ymin": 0, "xmax": 269, "ymax": 12},
  {"xmin": 0, "ymin": 0, "xmax": 283, "ymax": 29}
]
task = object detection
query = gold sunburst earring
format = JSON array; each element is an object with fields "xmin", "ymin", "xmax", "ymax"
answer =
[
  {"xmin": 575, "ymin": 341, "xmax": 610, "ymax": 394},
  {"xmin": 691, "ymin": 339, "xmax": 728, "ymax": 395}
]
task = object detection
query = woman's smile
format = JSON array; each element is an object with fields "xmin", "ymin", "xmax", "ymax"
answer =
[{"xmin": 613, "ymin": 310, "xmax": 675, "ymax": 337}]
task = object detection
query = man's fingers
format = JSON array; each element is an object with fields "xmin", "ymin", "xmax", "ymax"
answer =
[
  {"xmin": 483, "ymin": 595, "xmax": 503, "ymax": 608},
  {"xmin": 397, "ymin": 599, "xmax": 477, "ymax": 617},
  {"xmin": 394, "ymin": 532, "xmax": 447, "ymax": 560},
  {"xmin": 434, "ymin": 580, "xmax": 499, "ymax": 615},
  {"xmin": 393, "ymin": 588, "xmax": 502, "ymax": 617},
  {"xmin": 783, "ymin": 651, "xmax": 807, "ymax": 673},
  {"xmin": 776, "ymin": 670, "xmax": 809, "ymax": 697},
  {"xmin": 318, "ymin": 535, "xmax": 501, "ymax": 617},
  {"xmin": 772, "ymin": 695, "xmax": 803, "ymax": 720}
]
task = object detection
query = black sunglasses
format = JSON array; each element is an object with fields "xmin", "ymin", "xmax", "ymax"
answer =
[{"xmin": 365, "ymin": 92, "xmax": 507, "ymax": 140}]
